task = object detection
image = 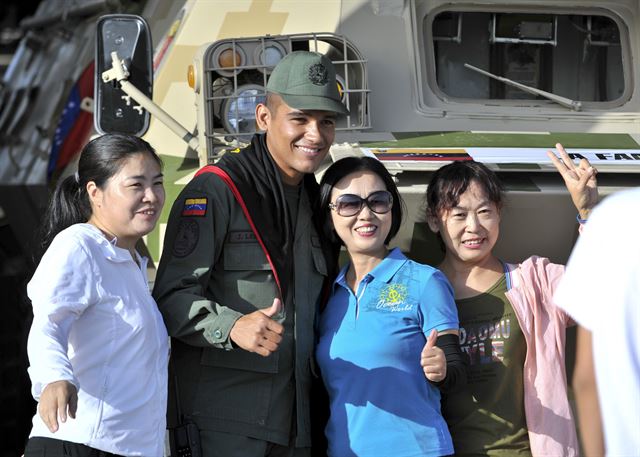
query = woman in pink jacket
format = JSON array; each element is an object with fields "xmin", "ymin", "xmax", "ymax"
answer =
[{"xmin": 423, "ymin": 144, "xmax": 597, "ymax": 456}]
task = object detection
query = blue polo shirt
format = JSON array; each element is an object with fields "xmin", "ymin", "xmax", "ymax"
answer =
[{"xmin": 316, "ymin": 248, "xmax": 458, "ymax": 457}]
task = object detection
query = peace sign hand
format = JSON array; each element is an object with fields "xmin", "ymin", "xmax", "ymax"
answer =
[{"xmin": 547, "ymin": 143, "xmax": 598, "ymax": 219}]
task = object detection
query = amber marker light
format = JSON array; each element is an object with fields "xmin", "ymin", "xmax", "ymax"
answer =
[
  {"xmin": 336, "ymin": 74, "xmax": 346, "ymax": 102},
  {"xmin": 187, "ymin": 64, "xmax": 195, "ymax": 89},
  {"xmin": 211, "ymin": 44, "xmax": 246, "ymax": 77},
  {"xmin": 218, "ymin": 48, "xmax": 241, "ymax": 68}
]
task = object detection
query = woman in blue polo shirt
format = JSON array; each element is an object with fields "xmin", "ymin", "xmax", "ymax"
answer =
[{"xmin": 316, "ymin": 157, "xmax": 467, "ymax": 457}]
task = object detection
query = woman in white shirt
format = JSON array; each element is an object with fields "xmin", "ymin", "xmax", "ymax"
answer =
[{"xmin": 24, "ymin": 134, "xmax": 169, "ymax": 457}]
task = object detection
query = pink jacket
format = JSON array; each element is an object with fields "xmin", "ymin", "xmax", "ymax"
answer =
[{"xmin": 504, "ymin": 256, "xmax": 579, "ymax": 457}]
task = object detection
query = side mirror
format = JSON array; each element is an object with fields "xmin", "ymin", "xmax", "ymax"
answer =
[{"xmin": 95, "ymin": 14, "xmax": 153, "ymax": 136}]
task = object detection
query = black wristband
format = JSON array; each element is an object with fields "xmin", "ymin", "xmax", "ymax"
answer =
[{"xmin": 430, "ymin": 333, "xmax": 469, "ymax": 393}]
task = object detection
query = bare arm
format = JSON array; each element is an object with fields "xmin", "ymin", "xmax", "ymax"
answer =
[
  {"xmin": 573, "ymin": 326, "xmax": 605, "ymax": 456},
  {"xmin": 547, "ymin": 143, "xmax": 598, "ymax": 220}
]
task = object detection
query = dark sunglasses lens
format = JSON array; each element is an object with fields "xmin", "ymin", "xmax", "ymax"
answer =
[
  {"xmin": 368, "ymin": 191, "xmax": 393, "ymax": 214},
  {"xmin": 336, "ymin": 195, "xmax": 363, "ymax": 216}
]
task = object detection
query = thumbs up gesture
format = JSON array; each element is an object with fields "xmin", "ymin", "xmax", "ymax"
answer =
[
  {"xmin": 421, "ymin": 329, "xmax": 446, "ymax": 383},
  {"xmin": 230, "ymin": 298, "xmax": 284, "ymax": 357},
  {"xmin": 261, "ymin": 297, "xmax": 283, "ymax": 319}
]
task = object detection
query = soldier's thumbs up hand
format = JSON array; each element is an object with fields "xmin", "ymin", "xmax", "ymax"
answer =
[
  {"xmin": 421, "ymin": 329, "xmax": 446, "ymax": 382},
  {"xmin": 260, "ymin": 298, "xmax": 283, "ymax": 319},
  {"xmin": 230, "ymin": 298, "xmax": 284, "ymax": 357}
]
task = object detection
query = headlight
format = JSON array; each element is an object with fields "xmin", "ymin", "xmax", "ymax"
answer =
[
  {"xmin": 202, "ymin": 33, "xmax": 370, "ymax": 155},
  {"xmin": 254, "ymin": 41, "xmax": 287, "ymax": 74},
  {"xmin": 221, "ymin": 84, "xmax": 266, "ymax": 135}
]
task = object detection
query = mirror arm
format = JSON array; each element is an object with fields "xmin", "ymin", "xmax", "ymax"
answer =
[{"xmin": 102, "ymin": 51, "xmax": 199, "ymax": 150}]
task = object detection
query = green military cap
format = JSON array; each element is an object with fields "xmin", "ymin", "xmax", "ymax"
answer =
[{"xmin": 267, "ymin": 51, "xmax": 349, "ymax": 115}]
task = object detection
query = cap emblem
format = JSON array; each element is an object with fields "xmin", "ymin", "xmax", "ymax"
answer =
[{"xmin": 308, "ymin": 63, "xmax": 328, "ymax": 86}]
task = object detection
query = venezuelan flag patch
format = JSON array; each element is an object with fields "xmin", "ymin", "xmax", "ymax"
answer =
[{"xmin": 182, "ymin": 197, "xmax": 208, "ymax": 217}]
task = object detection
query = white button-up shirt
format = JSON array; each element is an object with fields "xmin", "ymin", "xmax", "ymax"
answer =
[{"xmin": 27, "ymin": 223, "xmax": 169, "ymax": 456}]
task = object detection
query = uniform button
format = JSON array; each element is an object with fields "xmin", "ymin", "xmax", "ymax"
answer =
[
  {"xmin": 258, "ymin": 419, "xmax": 265, "ymax": 425},
  {"xmin": 214, "ymin": 329, "xmax": 222, "ymax": 339}
]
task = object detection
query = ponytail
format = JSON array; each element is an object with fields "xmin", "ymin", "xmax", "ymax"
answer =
[{"xmin": 37, "ymin": 174, "xmax": 91, "ymax": 259}]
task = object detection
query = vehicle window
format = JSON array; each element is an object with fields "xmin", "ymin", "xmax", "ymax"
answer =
[{"xmin": 426, "ymin": 11, "xmax": 626, "ymax": 104}]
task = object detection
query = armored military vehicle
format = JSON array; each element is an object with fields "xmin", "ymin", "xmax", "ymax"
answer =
[{"xmin": 92, "ymin": 0, "xmax": 640, "ymax": 266}]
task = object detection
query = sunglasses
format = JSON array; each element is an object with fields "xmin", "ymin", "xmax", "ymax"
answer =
[{"xmin": 329, "ymin": 190, "xmax": 394, "ymax": 217}]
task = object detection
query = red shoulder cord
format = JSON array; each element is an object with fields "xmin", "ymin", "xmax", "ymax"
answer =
[{"xmin": 195, "ymin": 165, "xmax": 283, "ymax": 297}]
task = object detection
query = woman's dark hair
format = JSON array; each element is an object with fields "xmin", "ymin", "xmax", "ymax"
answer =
[
  {"xmin": 319, "ymin": 156, "xmax": 404, "ymax": 245},
  {"xmin": 425, "ymin": 160, "xmax": 504, "ymax": 219},
  {"xmin": 38, "ymin": 133, "xmax": 161, "ymax": 257}
]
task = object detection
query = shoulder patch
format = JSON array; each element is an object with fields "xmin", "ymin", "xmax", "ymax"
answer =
[
  {"xmin": 172, "ymin": 219, "xmax": 199, "ymax": 258},
  {"xmin": 182, "ymin": 197, "xmax": 207, "ymax": 217}
]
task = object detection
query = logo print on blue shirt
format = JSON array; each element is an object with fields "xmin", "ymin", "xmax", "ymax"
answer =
[{"xmin": 374, "ymin": 283, "xmax": 413, "ymax": 312}]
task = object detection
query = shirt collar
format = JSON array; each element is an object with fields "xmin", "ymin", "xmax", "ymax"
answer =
[
  {"xmin": 368, "ymin": 247, "xmax": 408, "ymax": 283},
  {"xmin": 80, "ymin": 223, "xmax": 145, "ymax": 264},
  {"xmin": 333, "ymin": 247, "xmax": 408, "ymax": 288},
  {"xmin": 334, "ymin": 263, "xmax": 349, "ymax": 288}
]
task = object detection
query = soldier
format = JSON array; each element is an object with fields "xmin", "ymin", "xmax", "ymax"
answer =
[{"xmin": 153, "ymin": 51, "xmax": 346, "ymax": 457}]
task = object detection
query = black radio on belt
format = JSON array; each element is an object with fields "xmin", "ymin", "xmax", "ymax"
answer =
[
  {"xmin": 169, "ymin": 367, "xmax": 202, "ymax": 457},
  {"xmin": 171, "ymin": 420, "xmax": 202, "ymax": 457}
]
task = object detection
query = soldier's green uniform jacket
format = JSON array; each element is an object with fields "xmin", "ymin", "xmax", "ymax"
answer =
[{"xmin": 153, "ymin": 143, "xmax": 328, "ymax": 447}]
